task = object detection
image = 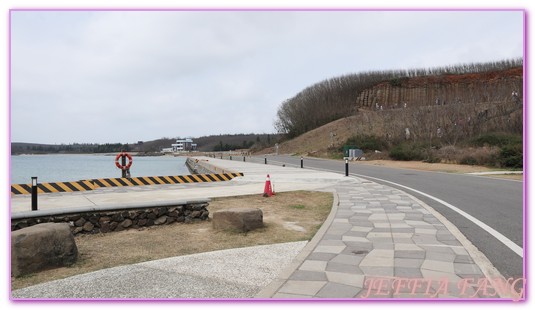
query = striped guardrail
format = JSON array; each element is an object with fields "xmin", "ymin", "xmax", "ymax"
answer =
[{"xmin": 11, "ymin": 173, "xmax": 243, "ymax": 195}]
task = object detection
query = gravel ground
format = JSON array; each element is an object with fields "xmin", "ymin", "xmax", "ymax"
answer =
[{"xmin": 11, "ymin": 241, "xmax": 308, "ymax": 299}]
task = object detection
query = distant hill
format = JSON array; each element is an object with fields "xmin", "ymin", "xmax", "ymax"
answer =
[{"xmin": 11, "ymin": 133, "xmax": 281, "ymax": 155}]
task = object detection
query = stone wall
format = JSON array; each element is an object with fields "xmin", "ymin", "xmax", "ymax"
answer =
[{"xmin": 11, "ymin": 202, "xmax": 210, "ymax": 235}]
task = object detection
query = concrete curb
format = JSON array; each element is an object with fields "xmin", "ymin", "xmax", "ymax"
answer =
[
  {"xmin": 11, "ymin": 199, "xmax": 210, "ymax": 220},
  {"xmin": 255, "ymin": 189, "xmax": 340, "ymax": 298}
]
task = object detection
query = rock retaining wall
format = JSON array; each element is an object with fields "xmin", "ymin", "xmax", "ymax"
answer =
[
  {"xmin": 186, "ymin": 157, "xmax": 239, "ymax": 175},
  {"xmin": 11, "ymin": 202, "xmax": 210, "ymax": 235}
]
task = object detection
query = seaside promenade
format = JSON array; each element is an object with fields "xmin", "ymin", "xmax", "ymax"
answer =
[{"xmin": 11, "ymin": 157, "xmax": 518, "ymax": 299}]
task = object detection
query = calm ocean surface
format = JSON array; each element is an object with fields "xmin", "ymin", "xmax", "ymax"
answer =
[{"xmin": 10, "ymin": 154, "xmax": 190, "ymax": 184}]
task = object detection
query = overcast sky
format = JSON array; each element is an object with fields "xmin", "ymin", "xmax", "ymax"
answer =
[{"xmin": 10, "ymin": 10, "xmax": 524, "ymax": 144}]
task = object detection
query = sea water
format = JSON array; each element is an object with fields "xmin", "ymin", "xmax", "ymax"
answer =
[{"xmin": 10, "ymin": 154, "xmax": 190, "ymax": 184}]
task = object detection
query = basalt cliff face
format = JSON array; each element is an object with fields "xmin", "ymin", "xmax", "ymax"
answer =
[
  {"xmin": 275, "ymin": 68, "xmax": 523, "ymax": 155},
  {"xmin": 355, "ymin": 68, "xmax": 522, "ymax": 110}
]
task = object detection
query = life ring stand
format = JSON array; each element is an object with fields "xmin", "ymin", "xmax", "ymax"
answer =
[{"xmin": 115, "ymin": 152, "xmax": 133, "ymax": 171}]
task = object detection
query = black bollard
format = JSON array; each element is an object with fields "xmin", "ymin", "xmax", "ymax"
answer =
[
  {"xmin": 243, "ymin": 156, "xmax": 246, "ymax": 162},
  {"xmin": 230, "ymin": 155, "xmax": 232, "ymax": 161},
  {"xmin": 265, "ymin": 157, "xmax": 267, "ymax": 164},
  {"xmin": 301, "ymin": 157, "xmax": 304, "ymax": 168},
  {"xmin": 31, "ymin": 177, "xmax": 38, "ymax": 211},
  {"xmin": 345, "ymin": 159, "xmax": 349, "ymax": 176}
]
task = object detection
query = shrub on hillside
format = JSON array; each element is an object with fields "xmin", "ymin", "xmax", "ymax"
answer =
[
  {"xmin": 471, "ymin": 133, "xmax": 522, "ymax": 147},
  {"xmin": 344, "ymin": 135, "xmax": 388, "ymax": 152},
  {"xmin": 389, "ymin": 143, "xmax": 425, "ymax": 161},
  {"xmin": 499, "ymin": 144, "xmax": 523, "ymax": 168}
]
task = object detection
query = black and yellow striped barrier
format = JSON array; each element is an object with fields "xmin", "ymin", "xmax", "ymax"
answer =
[
  {"xmin": 11, "ymin": 173, "xmax": 243, "ymax": 195},
  {"xmin": 11, "ymin": 180, "xmax": 96, "ymax": 195}
]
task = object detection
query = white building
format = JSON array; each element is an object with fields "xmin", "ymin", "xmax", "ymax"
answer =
[{"xmin": 171, "ymin": 138, "xmax": 197, "ymax": 152}]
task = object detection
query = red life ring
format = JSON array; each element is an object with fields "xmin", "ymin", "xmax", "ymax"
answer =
[{"xmin": 115, "ymin": 152, "xmax": 133, "ymax": 170}]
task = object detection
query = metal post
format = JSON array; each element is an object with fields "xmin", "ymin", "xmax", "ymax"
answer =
[
  {"xmin": 243, "ymin": 156, "xmax": 246, "ymax": 162},
  {"xmin": 121, "ymin": 153, "xmax": 127, "ymax": 178},
  {"xmin": 345, "ymin": 159, "xmax": 349, "ymax": 176},
  {"xmin": 220, "ymin": 154, "xmax": 223, "ymax": 159},
  {"xmin": 230, "ymin": 155, "xmax": 232, "ymax": 161},
  {"xmin": 264, "ymin": 157, "xmax": 267, "ymax": 164},
  {"xmin": 301, "ymin": 157, "xmax": 304, "ymax": 168},
  {"xmin": 31, "ymin": 177, "xmax": 38, "ymax": 211}
]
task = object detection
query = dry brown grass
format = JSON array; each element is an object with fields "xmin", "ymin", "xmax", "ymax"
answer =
[{"xmin": 12, "ymin": 191, "xmax": 333, "ymax": 290}]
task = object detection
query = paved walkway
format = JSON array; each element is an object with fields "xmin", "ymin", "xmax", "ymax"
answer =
[{"xmin": 11, "ymin": 157, "xmax": 514, "ymax": 299}]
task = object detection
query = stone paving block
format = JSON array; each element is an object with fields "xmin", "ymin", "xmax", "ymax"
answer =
[
  {"xmin": 342, "ymin": 231, "xmax": 370, "ymax": 238},
  {"xmin": 412, "ymin": 235, "xmax": 440, "ymax": 244},
  {"xmin": 368, "ymin": 237, "xmax": 393, "ymax": 244},
  {"xmin": 394, "ymin": 258, "xmax": 424, "ymax": 268},
  {"xmin": 426, "ymin": 251, "xmax": 456, "ymax": 262},
  {"xmin": 454, "ymin": 263, "xmax": 483, "ymax": 275},
  {"xmin": 453, "ymin": 255, "xmax": 474, "ymax": 264},
  {"xmin": 350, "ymin": 225, "xmax": 374, "ymax": 232},
  {"xmin": 359, "ymin": 266, "xmax": 394, "ymax": 277},
  {"xmin": 374, "ymin": 222, "xmax": 391, "ymax": 228},
  {"xmin": 325, "ymin": 271, "xmax": 365, "ymax": 287},
  {"xmin": 272, "ymin": 292, "xmax": 312, "ymax": 299},
  {"xmin": 342, "ymin": 243, "xmax": 373, "ymax": 255},
  {"xmin": 318, "ymin": 240, "xmax": 347, "ymax": 247},
  {"xmin": 306, "ymin": 252, "xmax": 337, "ymax": 261},
  {"xmin": 368, "ymin": 214, "xmax": 388, "ymax": 221},
  {"xmin": 421, "ymin": 260, "xmax": 455, "ymax": 273},
  {"xmin": 405, "ymin": 220, "xmax": 433, "ymax": 227},
  {"xmin": 387, "ymin": 213, "xmax": 406, "ymax": 220},
  {"xmin": 369, "ymin": 227, "xmax": 393, "ymax": 233},
  {"xmin": 392, "ymin": 232, "xmax": 414, "ymax": 238},
  {"xmin": 372, "ymin": 243, "xmax": 394, "ymax": 250},
  {"xmin": 326, "ymin": 262, "xmax": 364, "ymax": 274},
  {"xmin": 289, "ymin": 270, "xmax": 328, "ymax": 281},
  {"xmin": 394, "ymin": 250, "xmax": 426, "ymax": 259},
  {"xmin": 367, "ymin": 232, "xmax": 392, "ymax": 238},
  {"xmin": 415, "ymin": 228, "xmax": 437, "ymax": 235},
  {"xmin": 330, "ymin": 254, "xmax": 363, "ymax": 265},
  {"xmin": 278, "ymin": 280, "xmax": 327, "ymax": 296},
  {"xmin": 390, "ymin": 224, "xmax": 414, "ymax": 230},
  {"xmin": 451, "ymin": 247, "xmax": 469, "ymax": 256},
  {"xmin": 316, "ymin": 282, "xmax": 362, "ymax": 298},
  {"xmin": 333, "ymin": 218, "xmax": 349, "ymax": 223},
  {"xmin": 394, "ymin": 243, "xmax": 423, "ymax": 251},
  {"xmin": 420, "ymin": 269, "xmax": 462, "ymax": 283},
  {"xmin": 342, "ymin": 236, "xmax": 369, "ymax": 243},
  {"xmin": 393, "ymin": 237, "xmax": 414, "ymax": 244},
  {"xmin": 395, "ymin": 267, "xmax": 423, "ymax": 278},
  {"xmin": 360, "ymin": 256, "xmax": 394, "ymax": 267},
  {"xmin": 441, "ymin": 240, "xmax": 463, "ymax": 247},
  {"xmin": 299, "ymin": 260, "xmax": 328, "ymax": 272},
  {"xmin": 368, "ymin": 249, "xmax": 394, "ymax": 258},
  {"xmin": 322, "ymin": 234, "xmax": 343, "ymax": 240},
  {"xmin": 420, "ymin": 245, "xmax": 455, "ymax": 255},
  {"xmin": 314, "ymin": 245, "xmax": 346, "ymax": 254}
]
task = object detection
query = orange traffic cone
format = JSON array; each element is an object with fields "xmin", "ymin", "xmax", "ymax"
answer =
[{"xmin": 263, "ymin": 174, "xmax": 274, "ymax": 197}]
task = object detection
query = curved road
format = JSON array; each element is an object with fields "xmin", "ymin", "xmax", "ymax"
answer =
[{"xmin": 248, "ymin": 155, "xmax": 524, "ymax": 280}]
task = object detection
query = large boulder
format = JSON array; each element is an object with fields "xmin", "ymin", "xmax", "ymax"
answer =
[
  {"xmin": 212, "ymin": 208, "xmax": 263, "ymax": 232},
  {"xmin": 11, "ymin": 223, "xmax": 78, "ymax": 277}
]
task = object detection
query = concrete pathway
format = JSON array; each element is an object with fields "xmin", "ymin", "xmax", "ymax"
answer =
[{"xmin": 11, "ymin": 157, "xmax": 516, "ymax": 299}]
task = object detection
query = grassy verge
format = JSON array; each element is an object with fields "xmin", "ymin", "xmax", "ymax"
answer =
[{"xmin": 12, "ymin": 191, "xmax": 333, "ymax": 290}]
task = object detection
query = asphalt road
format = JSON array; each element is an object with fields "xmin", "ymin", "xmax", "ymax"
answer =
[{"xmin": 245, "ymin": 155, "xmax": 524, "ymax": 280}]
